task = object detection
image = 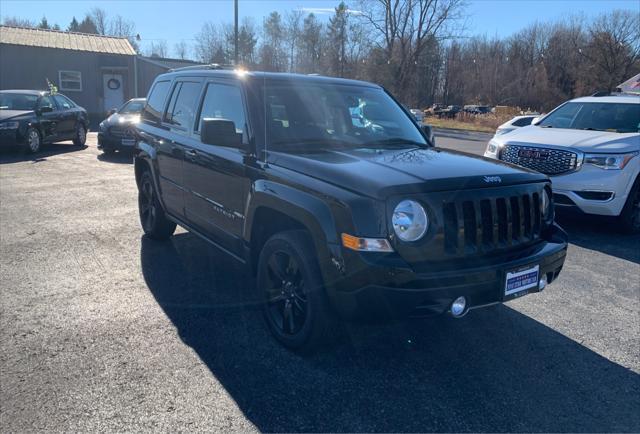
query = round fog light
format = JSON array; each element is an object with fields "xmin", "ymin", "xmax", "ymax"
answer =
[
  {"xmin": 451, "ymin": 296, "xmax": 467, "ymax": 317},
  {"xmin": 538, "ymin": 275, "xmax": 547, "ymax": 290}
]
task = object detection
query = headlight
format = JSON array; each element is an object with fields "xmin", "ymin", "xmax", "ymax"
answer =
[
  {"xmin": 0, "ymin": 121, "xmax": 19, "ymax": 130},
  {"xmin": 583, "ymin": 152, "xmax": 638, "ymax": 170},
  {"xmin": 484, "ymin": 140, "xmax": 501, "ymax": 158},
  {"xmin": 392, "ymin": 200, "xmax": 429, "ymax": 242},
  {"xmin": 541, "ymin": 188, "xmax": 552, "ymax": 221},
  {"xmin": 495, "ymin": 128, "xmax": 514, "ymax": 136}
]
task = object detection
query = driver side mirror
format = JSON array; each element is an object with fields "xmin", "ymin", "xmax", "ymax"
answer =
[
  {"xmin": 531, "ymin": 116, "xmax": 541, "ymax": 125},
  {"xmin": 201, "ymin": 118, "xmax": 242, "ymax": 148},
  {"xmin": 108, "ymin": 108, "xmax": 117, "ymax": 116},
  {"xmin": 421, "ymin": 124, "xmax": 435, "ymax": 147}
]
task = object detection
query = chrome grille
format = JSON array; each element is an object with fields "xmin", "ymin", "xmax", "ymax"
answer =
[
  {"xmin": 500, "ymin": 145, "xmax": 578, "ymax": 175},
  {"xmin": 109, "ymin": 126, "xmax": 133, "ymax": 139}
]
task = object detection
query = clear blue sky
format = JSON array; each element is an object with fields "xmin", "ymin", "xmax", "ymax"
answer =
[{"xmin": 1, "ymin": 0, "xmax": 637, "ymax": 57}]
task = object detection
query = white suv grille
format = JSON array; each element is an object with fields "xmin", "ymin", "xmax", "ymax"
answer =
[{"xmin": 500, "ymin": 145, "xmax": 579, "ymax": 175}]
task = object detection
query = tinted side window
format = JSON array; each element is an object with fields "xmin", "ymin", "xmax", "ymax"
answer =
[
  {"xmin": 197, "ymin": 83, "xmax": 246, "ymax": 135},
  {"xmin": 164, "ymin": 82, "xmax": 201, "ymax": 130},
  {"xmin": 143, "ymin": 80, "xmax": 170, "ymax": 123},
  {"xmin": 53, "ymin": 95, "xmax": 73, "ymax": 110},
  {"xmin": 38, "ymin": 96, "xmax": 56, "ymax": 111}
]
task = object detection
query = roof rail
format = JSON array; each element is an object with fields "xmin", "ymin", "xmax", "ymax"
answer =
[
  {"xmin": 591, "ymin": 91, "xmax": 611, "ymax": 97},
  {"xmin": 168, "ymin": 63, "xmax": 236, "ymax": 72}
]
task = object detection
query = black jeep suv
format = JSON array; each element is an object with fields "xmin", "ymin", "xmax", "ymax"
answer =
[{"xmin": 134, "ymin": 68, "xmax": 568, "ymax": 351}]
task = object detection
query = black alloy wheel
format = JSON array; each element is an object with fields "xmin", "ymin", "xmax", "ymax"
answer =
[
  {"xmin": 138, "ymin": 170, "xmax": 176, "ymax": 240},
  {"xmin": 264, "ymin": 249, "xmax": 309, "ymax": 336},
  {"xmin": 257, "ymin": 230, "xmax": 337, "ymax": 352}
]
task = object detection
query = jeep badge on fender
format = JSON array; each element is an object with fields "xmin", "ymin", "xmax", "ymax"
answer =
[{"xmin": 133, "ymin": 67, "xmax": 568, "ymax": 352}]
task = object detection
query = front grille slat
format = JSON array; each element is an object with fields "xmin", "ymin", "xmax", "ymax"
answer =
[
  {"xmin": 500, "ymin": 144, "xmax": 578, "ymax": 175},
  {"xmin": 440, "ymin": 187, "xmax": 545, "ymax": 258}
]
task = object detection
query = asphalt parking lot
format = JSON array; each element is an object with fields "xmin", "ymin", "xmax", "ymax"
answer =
[{"xmin": 1, "ymin": 132, "xmax": 639, "ymax": 432}]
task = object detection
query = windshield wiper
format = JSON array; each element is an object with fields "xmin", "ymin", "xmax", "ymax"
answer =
[
  {"xmin": 539, "ymin": 125, "xmax": 553, "ymax": 128},
  {"xmin": 367, "ymin": 138, "xmax": 429, "ymax": 148}
]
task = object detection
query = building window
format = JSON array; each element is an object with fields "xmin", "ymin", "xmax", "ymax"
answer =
[{"xmin": 58, "ymin": 70, "xmax": 82, "ymax": 92}]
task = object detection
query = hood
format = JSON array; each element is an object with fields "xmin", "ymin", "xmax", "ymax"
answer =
[
  {"xmin": 268, "ymin": 146, "xmax": 547, "ymax": 199},
  {"xmin": 0, "ymin": 110, "xmax": 33, "ymax": 122},
  {"xmin": 103, "ymin": 112, "xmax": 141, "ymax": 126},
  {"xmin": 496, "ymin": 125, "xmax": 640, "ymax": 153}
]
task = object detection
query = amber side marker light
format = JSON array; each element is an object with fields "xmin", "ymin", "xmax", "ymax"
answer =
[{"xmin": 341, "ymin": 233, "xmax": 394, "ymax": 252}]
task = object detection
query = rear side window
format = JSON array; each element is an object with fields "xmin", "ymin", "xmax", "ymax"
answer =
[
  {"xmin": 164, "ymin": 81, "xmax": 201, "ymax": 130},
  {"xmin": 143, "ymin": 80, "xmax": 170, "ymax": 124},
  {"xmin": 196, "ymin": 83, "xmax": 246, "ymax": 134}
]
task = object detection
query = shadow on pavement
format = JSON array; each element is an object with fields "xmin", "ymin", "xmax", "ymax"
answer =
[
  {"xmin": 556, "ymin": 210, "xmax": 640, "ymax": 264},
  {"xmin": 97, "ymin": 151, "xmax": 134, "ymax": 164},
  {"xmin": 0, "ymin": 142, "xmax": 85, "ymax": 164},
  {"xmin": 140, "ymin": 233, "xmax": 640, "ymax": 432}
]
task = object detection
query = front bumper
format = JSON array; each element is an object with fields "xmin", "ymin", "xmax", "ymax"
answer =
[
  {"xmin": 550, "ymin": 160, "xmax": 639, "ymax": 217},
  {"xmin": 97, "ymin": 132, "xmax": 136, "ymax": 151},
  {"xmin": 0, "ymin": 129, "xmax": 22, "ymax": 146},
  {"xmin": 327, "ymin": 224, "xmax": 568, "ymax": 320}
]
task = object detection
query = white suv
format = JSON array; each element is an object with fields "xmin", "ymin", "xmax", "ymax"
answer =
[{"xmin": 484, "ymin": 93, "xmax": 640, "ymax": 233}]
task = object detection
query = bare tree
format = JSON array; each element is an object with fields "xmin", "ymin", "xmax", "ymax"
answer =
[
  {"xmin": 90, "ymin": 7, "xmax": 109, "ymax": 35},
  {"xmin": 260, "ymin": 12, "xmax": 286, "ymax": 71},
  {"xmin": 3, "ymin": 16, "xmax": 34, "ymax": 27},
  {"xmin": 109, "ymin": 15, "xmax": 139, "ymax": 52},
  {"xmin": 359, "ymin": 0, "xmax": 466, "ymax": 103},
  {"xmin": 297, "ymin": 13, "xmax": 323, "ymax": 74},
  {"xmin": 148, "ymin": 40, "xmax": 169, "ymax": 58},
  {"xmin": 174, "ymin": 41, "xmax": 189, "ymax": 60},
  {"xmin": 285, "ymin": 10, "xmax": 304, "ymax": 72},
  {"xmin": 195, "ymin": 22, "xmax": 227, "ymax": 64},
  {"xmin": 578, "ymin": 10, "xmax": 640, "ymax": 92}
]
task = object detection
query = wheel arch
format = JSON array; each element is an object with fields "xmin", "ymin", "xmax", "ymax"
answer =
[{"xmin": 245, "ymin": 180, "xmax": 341, "ymax": 278}]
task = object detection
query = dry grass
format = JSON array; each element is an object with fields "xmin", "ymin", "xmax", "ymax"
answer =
[{"xmin": 427, "ymin": 112, "xmax": 515, "ymax": 133}]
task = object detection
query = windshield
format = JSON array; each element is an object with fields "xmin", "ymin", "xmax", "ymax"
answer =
[
  {"xmin": 538, "ymin": 101, "xmax": 640, "ymax": 133},
  {"xmin": 264, "ymin": 81, "xmax": 426, "ymax": 150},
  {"xmin": 119, "ymin": 100, "xmax": 145, "ymax": 114},
  {"xmin": 0, "ymin": 93, "xmax": 38, "ymax": 111}
]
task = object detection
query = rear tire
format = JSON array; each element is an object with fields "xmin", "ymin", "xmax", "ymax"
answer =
[
  {"xmin": 257, "ymin": 230, "xmax": 338, "ymax": 353},
  {"xmin": 73, "ymin": 123, "xmax": 87, "ymax": 146},
  {"xmin": 619, "ymin": 176, "xmax": 640, "ymax": 234},
  {"xmin": 138, "ymin": 170, "xmax": 176, "ymax": 240}
]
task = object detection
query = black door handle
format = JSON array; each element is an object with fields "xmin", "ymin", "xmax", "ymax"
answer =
[{"xmin": 185, "ymin": 149, "xmax": 197, "ymax": 159}]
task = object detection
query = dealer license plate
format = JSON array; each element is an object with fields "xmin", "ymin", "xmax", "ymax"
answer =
[{"xmin": 505, "ymin": 264, "xmax": 539, "ymax": 297}]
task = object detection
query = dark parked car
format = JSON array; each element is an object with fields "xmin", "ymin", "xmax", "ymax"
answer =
[
  {"xmin": 0, "ymin": 90, "xmax": 88, "ymax": 153},
  {"xmin": 134, "ymin": 68, "xmax": 568, "ymax": 351},
  {"xmin": 98, "ymin": 98, "xmax": 146, "ymax": 154}
]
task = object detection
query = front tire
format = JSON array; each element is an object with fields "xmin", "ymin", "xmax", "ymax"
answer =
[
  {"xmin": 619, "ymin": 176, "xmax": 640, "ymax": 234},
  {"xmin": 138, "ymin": 170, "xmax": 176, "ymax": 240},
  {"xmin": 257, "ymin": 230, "xmax": 338, "ymax": 352},
  {"xmin": 24, "ymin": 127, "xmax": 41, "ymax": 154},
  {"xmin": 73, "ymin": 123, "xmax": 87, "ymax": 146}
]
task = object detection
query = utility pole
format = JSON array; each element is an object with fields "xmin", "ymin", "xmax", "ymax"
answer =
[{"xmin": 234, "ymin": 0, "xmax": 239, "ymax": 66}]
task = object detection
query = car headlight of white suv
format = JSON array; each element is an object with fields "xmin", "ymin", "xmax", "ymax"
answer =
[{"xmin": 583, "ymin": 151, "xmax": 638, "ymax": 170}]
